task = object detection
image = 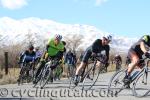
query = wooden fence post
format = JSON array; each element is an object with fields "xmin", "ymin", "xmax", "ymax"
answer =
[{"xmin": 4, "ymin": 52, "xmax": 8, "ymax": 75}]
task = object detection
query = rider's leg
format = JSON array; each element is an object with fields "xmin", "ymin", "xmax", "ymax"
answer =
[
  {"xmin": 80, "ymin": 63, "xmax": 88, "ymax": 82},
  {"xmin": 124, "ymin": 50, "xmax": 139, "ymax": 85},
  {"xmin": 127, "ymin": 54, "xmax": 139, "ymax": 76},
  {"xmin": 50, "ymin": 51, "xmax": 64, "ymax": 70},
  {"xmin": 75, "ymin": 51, "xmax": 91, "ymax": 76},
  {"xmin": 74, "ymin": 51, "xmax": 91, "ymax": 84},
  {"xmin": 34, "ymin": 61, "xmax": 45, "ymax": 77},
  {"xmin": 75, "ymin": 62, "xmax": 87, "ymax": 76}
]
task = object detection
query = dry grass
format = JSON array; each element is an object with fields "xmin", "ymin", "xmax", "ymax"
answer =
[{"xmin": 0, "ymin": 68, "xmax": 20, "ymax": 85}]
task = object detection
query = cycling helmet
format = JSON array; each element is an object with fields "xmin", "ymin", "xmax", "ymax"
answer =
[
  {"xmin": 28, "ymin": 44, "xmax": 34, "ymax": 50},
  {"xmin": 115, "ymin": 54, "xmax": 120, "ymax": 57},
  {"xmin": 54, "ymin": 34, "xmax": 62, "ymax": 41},
  {"xmin": 103, "ymin": 35, "xmax": 112, "ymax": 42},
  {"xmin": 35, "ymin": 46, "xmax": 40, "ymax": 50},
  {"xmin": 142, "ymin": 35, "xmax": 150, "ymax": 42}
]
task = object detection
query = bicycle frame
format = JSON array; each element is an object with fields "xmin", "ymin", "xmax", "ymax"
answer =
[
  {"xmin": 130, "ymin": 58, "xmax": 150, "ymax": 84},
  {"xmin": 107, "ymin": 57, "xmax": 150, "ymax": 95},
  {"xmin": 81, "ymin": 55, "xmax": 107, "ymax": 90}
]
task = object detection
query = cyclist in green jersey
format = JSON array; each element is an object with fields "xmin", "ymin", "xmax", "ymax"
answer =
[{"xmin": 33, "ymin": 34, "xmax": 65, "ymax": 83}]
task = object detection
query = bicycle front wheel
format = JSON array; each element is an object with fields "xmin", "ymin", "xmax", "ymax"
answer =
[
  {"xmin": 40, "ymin": 66, "xmax": 53, "ymax": 89},
  {"xmin": 108, "ymin": 69, "xmax": 126, "ymax": 94},
  {"xmin": 82, "ymin": 63, "xmax": 101, "ymax": 90},
  {"xmin": 132, "ymin": 68, "xmax": 150, "ymax": 97}
]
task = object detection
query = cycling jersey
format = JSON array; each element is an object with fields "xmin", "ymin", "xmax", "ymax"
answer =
[
  {"xmin": 35, "ymin": 50, "xmax": 42, "ymax": 58},
  {"xmin": 87, "ymin": 39, "xmax": 110, "ymax": 61},
  {"xmin": 81, "ymin": 39, "xmax": 110, "ymax": 63},
  {"xmin": 47, "ymin": 38, "xmax": 64, "ymax": 56},
  {"xmin": 65, "ymin": 51, "xmax": 77, "ymax": 65},
  {"xmin": 19, "ymin": 50, "xmax": 36, "ymax": 63},
  {"xmin": 130, "ymin": 35, "xmax": 150, "ymax": 55}
]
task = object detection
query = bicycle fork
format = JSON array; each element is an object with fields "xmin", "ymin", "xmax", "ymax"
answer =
[{"xmin": 142, "ymin": 67, "xmax": 148, "ymax": 85}]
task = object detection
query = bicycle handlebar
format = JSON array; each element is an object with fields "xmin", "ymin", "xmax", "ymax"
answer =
[{"xmin": 91, "ymin": 53, "xmax": 107, "ymax": 64}]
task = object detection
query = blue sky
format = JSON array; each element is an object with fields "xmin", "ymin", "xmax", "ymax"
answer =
[{"xmin": 0, "ymin": 0, "xmax": 150, "ymax": 38}]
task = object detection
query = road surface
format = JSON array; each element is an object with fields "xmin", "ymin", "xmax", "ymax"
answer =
[{"xmin": 0, "ymin": 72, "xmax": 150, "ymax": 100}]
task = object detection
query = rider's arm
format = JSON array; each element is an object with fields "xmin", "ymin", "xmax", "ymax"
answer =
[
  {"xmin": 46, "ymin": 44, "xmax": 49, "ymax": 52},
  {"xmin": 20, "ymin": 51, "xmax": 26, "ymax": 57},
  {"xmin": 105, "ymin": 45, "xmax": 110, "ymax": 62},
  {"xmin": 140, "ymin": 41, "xmax": 148, "ymax": 53},
  {"xmin": 46, "ymin": 41, "xmax": 51, "ymax": 52},
  {"xmin": 91, "ymin": 39, "xmax": 100, "ymax": 53},
  {"xmin": 46, "ymin": 39, "xmax": 52, "ymax": 52},
  {"xmin": 19, "ymin": 51, "xmax": 26, "ymax": 63}
]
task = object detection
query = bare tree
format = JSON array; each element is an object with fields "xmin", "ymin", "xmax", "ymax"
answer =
[
  {"xmin": 23, "ymin": 30, "xmax": 35, "ymax": 46},
  {"xmin": 64, "ymin": 34, "xmax": 83, "ymax": 53}
]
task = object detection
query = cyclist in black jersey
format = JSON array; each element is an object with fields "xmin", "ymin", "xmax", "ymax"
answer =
[
  {"xmin": 74, "ymin": 35, "xmax": 112, "ymax": 85},
  {"xmin": 124, "ymin": 35, "xmax": 150, "ymax": 87}
]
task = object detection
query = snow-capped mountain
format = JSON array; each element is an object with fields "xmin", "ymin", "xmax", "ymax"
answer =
[{"xmin": 0, "ymin": 17, "xmax": 138, "ymax": 52}]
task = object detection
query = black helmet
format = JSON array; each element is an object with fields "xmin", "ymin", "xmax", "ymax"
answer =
[{"xmin": 28, "ymin": 44, "xmax": 34, "ymax": 50}]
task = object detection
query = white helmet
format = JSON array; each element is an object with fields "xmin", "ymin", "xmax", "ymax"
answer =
[
  {"xmin": 54, "ymin": 34, "xmax": 62, "ymax": 41},
  {"xmin": 115, "ymin": 54, "xmax": 120, "ymax": 57},
  {"xmin": 103, "ymin": 35, "xmax": 112, "ymax": 42}
]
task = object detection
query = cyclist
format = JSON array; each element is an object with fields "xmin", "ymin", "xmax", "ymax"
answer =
[
  {"xmin": 35, "ymin": 46, "xmax": 42, "ymax": 61},
  {"xmin": 33, "ymin": 34, "xmax": 65, "ymax": 83},
  {"xmin": 54, "ymin": 41, "xmax": 66, "ymax": 80},
  {"xmin": 17, "ymin": 44, "xmax": 36, "ymax": 82},
  {"xmin": 64, "ymin": 50, "xmax": 77, "ymax": 78},
  {"xmin": 113, "ymin": 54, "xmax": 122, "ymax": 71},
  {"xmin": 124, "ymin": 35, "xmax": 150, "ymax": 87},
  {"xmin": 74, "ymin": 35, "xmax": 112, "ymax": 85},
  {"xmin": 18, "ymin": 44, "xmax": 36, "ymax": 65}
]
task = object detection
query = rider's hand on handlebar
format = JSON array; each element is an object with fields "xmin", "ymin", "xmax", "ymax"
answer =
[
  {"xmin": 91, "ymin": 52, "xmax": 96, "ymax": 57},
  {"xmin": 145, "ymin": 52, "xmax": 150, "ymax": 58},
  {"xmin": 40, "ymin": 58, "xmax": 46, "ymax": 62}
]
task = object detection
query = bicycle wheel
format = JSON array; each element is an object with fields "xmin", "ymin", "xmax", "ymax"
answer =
[
  {"xmin": 33, "ymin": 61, "xmax": 45, "ymax": 87},
  {"xmin": 132, "ymin": 68, "xmax": 150, "ymax": 97},
  {"xmin": 18, "ymin": 63, "xmax": 30, "ymax": 85},
  {"xmin": 107, "ymin": 69, "xmax": 126, "ymax": 95},
  {"xmin": 68, "ymin": 68, "xmax": 77, "ymax": 89},
  {"xmin": 40, "ymin": 65, "xmax": 53, "ymax": 89},
  {"xmin": 18, "ymin": 67, "xmax": 25, "ymax": 85},
  {"xmin": 26, "ymin": 64, "xmax": 34, "ymax": 83},
  {"xmin": 82, "ymin": 62, "xmax": 101, "ymax": 90}
]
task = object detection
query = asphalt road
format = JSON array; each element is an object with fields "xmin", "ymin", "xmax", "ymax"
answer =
[{"xmin": 0, "ymin": 72, "xmax": 150, "ymax": 100}]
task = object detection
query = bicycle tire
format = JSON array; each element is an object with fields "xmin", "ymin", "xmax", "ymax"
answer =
[
  {"xmin": 107, "ymin": 69, "xmax": 126, "ymax": 95},
  {"xmin": 82, "ymin": 61, "xmax": 102, "ymax": 90},
  {"xmin": 39, "ymin": 60, "xmax": 55, "ymax": 89},
  {"xmin": 132, "ymin": 69, "xmax": 150, "ymax": 97}
]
